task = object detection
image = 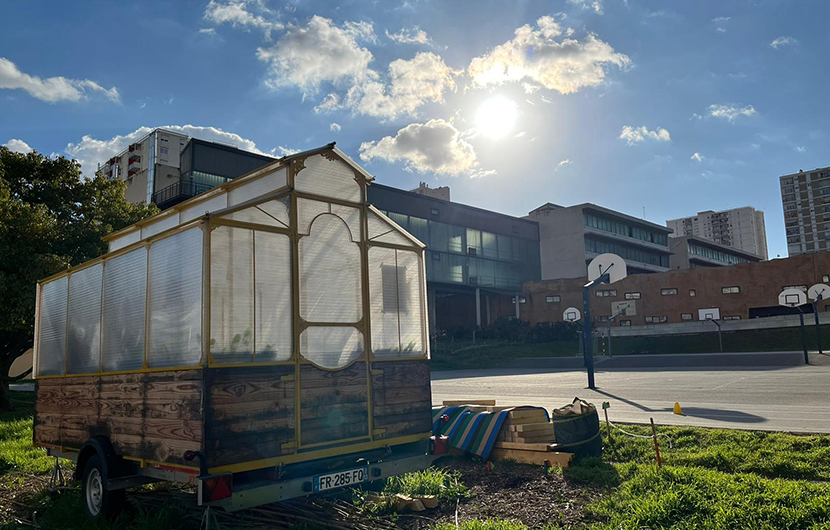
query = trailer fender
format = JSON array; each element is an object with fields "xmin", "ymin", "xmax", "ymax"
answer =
[{"xmin": 75, "ymin": 437, "xmax": 121, "ymax": 481}]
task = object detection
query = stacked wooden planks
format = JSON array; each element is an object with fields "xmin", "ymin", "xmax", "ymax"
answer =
[{"xmin": 492, "ymin": 409, "xmax": 573, "ymax": 467}]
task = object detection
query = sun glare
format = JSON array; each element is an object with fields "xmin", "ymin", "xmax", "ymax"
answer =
[{"xmin": 475, "ymin": 96, "xmax": 518, "ymax": 139}]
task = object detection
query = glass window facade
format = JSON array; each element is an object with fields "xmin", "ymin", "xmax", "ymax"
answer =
[
  {"xmin": 688, "ymin": 242, "xmax": 753, "ymax": 265},
  {"xmin": 584, "ymin": 236, "xmax": 669, "ymax": 268},
  {"xmin": 378, "ymin": 210, "xmax": 540, "ymax": 291},
  {"xmin": 584, "ymin": 211, "xmax": 668, "ymax": 246}
]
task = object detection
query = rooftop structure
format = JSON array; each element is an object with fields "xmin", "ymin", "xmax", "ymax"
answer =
[{"xmin": 667, "ymin": 207, "xmax": 768, "ymax": 260}]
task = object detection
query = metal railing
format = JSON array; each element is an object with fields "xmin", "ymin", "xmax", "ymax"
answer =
[{"xmin": 152, "ymin": 180, "xmax": 214, "ymax": 208}]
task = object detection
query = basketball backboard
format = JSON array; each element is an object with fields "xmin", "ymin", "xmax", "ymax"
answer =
[
  {"xmin": 611, "ymin": 300, "xmax": 636, "ymax": 317},
  {"xmin": 587, "ymin": 253, "xmax": 627, "ymax": 284},
  {"xmin": 698, "ymin": 308, "xmax": 720, "ymax": 321},
  {"xmin": 563, "ymin": 307, "xmax": 581, "ymax": 322},
  {"xmin": 779, "ymin": 288, "xmax": 808, "ymax": 308},
  {"xmin": 808, "ymin": 283, "xmax": 830, "ymax": 301}
]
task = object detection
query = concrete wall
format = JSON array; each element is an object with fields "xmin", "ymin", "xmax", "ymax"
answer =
[{"xmin": 526, "ymin": 206, "xmax": 586, "ymax": 280}]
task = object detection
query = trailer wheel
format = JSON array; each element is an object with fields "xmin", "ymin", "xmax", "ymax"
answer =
[{"xmin": 81, "ymin": 454, "xmax": 125, "ymax": 521}]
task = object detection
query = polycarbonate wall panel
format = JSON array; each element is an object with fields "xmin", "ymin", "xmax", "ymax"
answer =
[
  {"xmin": 300, "ymin": 327, "xmax": 364, "ymax": 369},
  {"xmin": 210, "ymin": 226, "xmax": 254, "ymax": 364},
  {"xmin": 299, "ymin": 214, "xmax": 362, "ymax": 323},
  {"xmin": 66, "ymin": 264, "xmax": 103, "ymax": 374},
  {"xmin": 180, "ymin": 193, "xmax": 228, "ymax": 223},
  {"xmin": 140, "ymin": 214, "xmax": 179, "ymax": 239},
  {"xmin": 102, "ymin": 248, "xmax": 147, "ymax": 372},
  {"xmin": 297, "ymin": 198, "xmax": 329, "ymax": 235},
  {"xmin": 109, "ymin": 230, "xmax": 141, "ymax": 252},
  {"xmin": 369, "ymin": 249, "xmax": 425, "ymax": 358},
  {"xmin": 228, "ymin": 167, "xmax": 287, "ymax": 206},
  {"xmin": 148, "ymin": 227, "xmax": 203, "ymax": 368},
  {"xmin": 221, "ymin": 197, "xmax": 290, "ymax": 228},
  {"xmin": 296, "ymin": 155, "xmax": 361, "ymax": 203},
  {"xmin": 368, "ymin": 247, "xmax": 399, "ymax": 355},
  {"xmin": 37, "ymin": 277, "xmax": 68, "ymax": 376},
  {"xmin": 367, "ymin": 210, "xmax": 417, "ymax": 248},
  {"xmin": 397, "ymin": 251, "xmax": 425, "ymax": 356},
  {"xmin": 331, "ymin": 204, "xmax": 361, "ymax": 242},
  {"xmin": 254, "ymin": 231, "xmax": 293, "ymax": 362}
]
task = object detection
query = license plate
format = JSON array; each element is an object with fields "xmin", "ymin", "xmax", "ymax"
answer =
[{"xmin": 313, "ymin": 467, "xmax": 369, "ymax": 492}]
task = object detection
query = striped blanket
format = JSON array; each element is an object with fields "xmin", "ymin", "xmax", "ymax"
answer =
[{"xmin": 431, "ymin": 405, "xmax": 550, "ymax": 459}]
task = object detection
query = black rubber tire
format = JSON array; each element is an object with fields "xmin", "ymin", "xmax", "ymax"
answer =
[{"xmin": 81, "ymin": 454, "xmax": 126, "ymax": 521}]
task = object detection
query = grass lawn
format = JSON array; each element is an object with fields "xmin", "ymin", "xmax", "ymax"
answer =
[{"xmin": 3, "ymin": 390, "xmax": 830, "ymax": 529}]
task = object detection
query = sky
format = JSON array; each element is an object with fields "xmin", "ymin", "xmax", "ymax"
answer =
[{"xmin": 1, "ymin": 0, "xmax": 829, "ymax": 259}]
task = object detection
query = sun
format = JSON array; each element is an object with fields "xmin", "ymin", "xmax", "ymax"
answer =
[{"xmin": 475, "ymin": 96, "xmax": 518, "ymax": 139}]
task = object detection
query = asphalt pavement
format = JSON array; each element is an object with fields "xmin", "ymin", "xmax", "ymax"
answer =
[{"xmin": 431, "ymin": 352, "xmax": 830, "ymax": 433}]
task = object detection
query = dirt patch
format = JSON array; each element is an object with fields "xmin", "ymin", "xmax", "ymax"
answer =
[{"xmin": 395, "ymin": 457, "xmax": 603, "ymax": 529}]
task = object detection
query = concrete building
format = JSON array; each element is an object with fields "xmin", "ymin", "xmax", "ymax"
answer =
[
  {"xmin": 367, "ymin": 184, "xmax": 541, "ymax": 332},
  {"xmin": 491, "ymin": 251, "xmax": 830, "ymax": 327},
  {"xmin": 409, "ymin": 182, "xmax": 450, "ymax": 201},
  {"xmin": 669, "ymin": 235, "xmax": 762, "ymax": 270},
  {"xmin": 666, "ymin": 207, "xmax": 768, "ymax": 260},
  {"xmin": 526, "ymin": 203, "xmax": 672, "ymax": 280},
  {"xmin": 780, "ymin": 166, "xmax": 830, "ymax": 256},
  {"xmin": 98, "ymin": 128, "xmax": 273, "ymax": 208}
]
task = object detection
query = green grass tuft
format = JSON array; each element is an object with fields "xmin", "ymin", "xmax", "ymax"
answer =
[
  {"xmin": 0, "ymin": 392, "xmax": 54, "ymax": 474},
  {"xmin": 435, "ymin": 519, "xmax": 530, "ymax": 530},
  {"xmin": 382, "ymin": 467, "xmax": 468, "ymax": 501}
]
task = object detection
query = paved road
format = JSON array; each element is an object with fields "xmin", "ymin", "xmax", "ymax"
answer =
[{"xmin": 432, "ymin": 359, "xmax": 830, "ymax": 433}]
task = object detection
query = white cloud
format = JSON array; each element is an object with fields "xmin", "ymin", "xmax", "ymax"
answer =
[
  {"xmin": 385, "ymin": 26, "xmax": 431, "ymax": 45},
  {"xmin": 0, "ymin": 57, "xmax": 119, "ymax": 103},
  {"xmin": 199, "ymin": 28, "xmax": 217, "ymax": 35},
  {"xmin": 770, "ymin": 36, "xmax": 797, "ymax": 49},
  {"xmin": 359, "ymin": 119, "xmax": 478, "ymax": 176},
  {"xmin": 712, "ymin": 16, "xmax": 731, "ymax": 22},
  {"xmin": 712, "ymin": 16, "xmax": 730, "ymax": 33},
  {"xmin": 349, "ymin": 52, "xmax": 459, "ymax": 119},
  {"xmin": 64, "ymin": 125, "xmax": 265, "ymax": 175},
  {"xmin": 567, "ymin": 0, "xmax": 603, "ymax": 15},
  {"xmin": 555, "ymin": 159, "xmax": 573, "ymax": 170},
  {"xmin": 271, "ymin": 145, "xmax": 299, "ymax": 156},
  {"xmin": 256, "ymin": 16, "xmax": 374, "ymax": 95},
  {"xmin": 514, "ymin": 131, "xmax": 527, "ymax": 138},
  {"xmin": 3, "ymin": 138, "xmax": 33, "ymax": 154},
  {"xmin": 690, "ymin": 152, "xmax": 704, "ymax": 162},
  {"xmin": 619, "ymin": 125, "xmax": 671, "ymax": 146},
  {"xmin": 468, "ymin": 16, "xmax": 629, "ymax": 94},
  {"xmin": 203, "ymin": 0, "xmax": 282, "ymax": 37},
  {"xmin": 796, "ymin": 146, "xmax": 806, "ymax": 153},
  {"xmin": 330, "ymin": 122, "xmax": 341, "ymax": 132},
  {"xmin": 708, "ymin": 103, "xmax": 757, "ymax": 122}
]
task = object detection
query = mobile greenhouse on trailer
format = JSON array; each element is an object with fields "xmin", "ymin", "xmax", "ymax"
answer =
[{"xmin": 32, "ymin": 144, "xmax": 438, "ymax": 520}]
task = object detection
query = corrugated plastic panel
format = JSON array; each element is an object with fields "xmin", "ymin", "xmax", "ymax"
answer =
[
  {"xmin": 37, "ymin": 277, "xmax": 68, "ymax": 376},
  {"xmin": 299, "ymin": 214, "xmax": 362, "ymax": 323},
  {"xmin": 367, "ymin": 210, "xmax": 418, "ymax": 247},
  {"xmin": 210, "ymin": 226, "xmax": 254, "ymax": 364},
  {"xmin": 147, "ymin": 227, "xmax": 203, "ymax": 368},
  {"xmin": 397, "ymin": 250, "xmax": 425, "ymax": 356},
  {"xmin": 228, "ymin": 167, "xmax": 287, "ymax": 207},
  {"xmin": 180, "ymin": 193, "xmax": 228, "ymax": 223},
  {"xmin": 300, "ymin": 326, "xmax": 364, "ymax": 369},
  {"xmin": 368, "ymin": 247, "xmax": 400, "ymax": 355},
  {"xmin": 66, "ymin": 264, "xmax": 103, "ymax": 374},
  {"xmin": 221, "ymin": 196, "xmax": 290, "ymax": 228},
  {"xmin": 295, "ymin": 154, "xmax": 361, "ymax": 203},
  {"xmin": 254, "ymin": 231, "xmax": 293, "ymax": 362},
  {"xmin": 331, "ymin": 203, "xmax": 361, "ymax": 242},
  {"xmin": 297, "ymin": 198, "xmax": 329, "ymax": 235},
  {"xmin": 140, "ymin": 213, "xmax": 179, "ymax": 239},
  {"xmin": 102, "ymin": 247, "xmax": 147, "ymax": 372},
  {"xmin": 109, "ymin": 230, "xmax": 141, "ymax": 252}
]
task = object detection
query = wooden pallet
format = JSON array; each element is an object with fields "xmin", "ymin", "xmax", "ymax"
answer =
[{"xmin": 488, "ymin": 409, "xmax": 572, "ymax": 467}]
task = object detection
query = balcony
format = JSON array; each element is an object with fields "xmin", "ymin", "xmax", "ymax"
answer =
[{"xmin": 152, "ymin": 180, "xmax": 215, "ymax": 209}]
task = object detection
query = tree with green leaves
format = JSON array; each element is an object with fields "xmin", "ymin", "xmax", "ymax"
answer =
[{"xmin": 0, "ymin": 147, "xmax": 157, "ymax": 410}]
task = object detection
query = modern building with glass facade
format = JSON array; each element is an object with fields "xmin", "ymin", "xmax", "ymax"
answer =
[
  {"xmin": 526, "ymin": 202, "xmax": 673, "ymax": 280},
  {"xmin": 367, "ymin": 184, "xmax": 541, "ymax": 333},
  {"xmin": 669, "ymin": 235, "xmax": 762, "ymax": 270}
]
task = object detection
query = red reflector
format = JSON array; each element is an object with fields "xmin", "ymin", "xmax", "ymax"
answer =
[
  {"xmin": 431, "ymin": 435, "xmax": 449, "ymax": 455},
  {"xmin": 201, "ymin": 473, "xmax": 233, "ymax": 503}
]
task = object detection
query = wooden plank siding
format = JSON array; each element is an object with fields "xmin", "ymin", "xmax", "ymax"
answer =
[
  {"xmin": 33, "ymin": 371, "xmax": 203, "ymax": 467},
  {"xmin": 371, "ymin": 360, "xmax": 432, "ymax": 438},
  {"xmin": 300, "ymin": 362, "xmax": 369, "ymax": 446},
  {"xmin": 204, "ymin": 365, "xmax": 296, "ymax": 469}
]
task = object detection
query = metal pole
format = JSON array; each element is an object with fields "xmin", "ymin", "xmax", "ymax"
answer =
[
  {"xmin": 814, "ymin": 295, "xmax": 823, "ymax": 355},
  {"xmin": 582, "ymin": 285, "xmax": 595, "ymax": 389},
  {"xmin": 607, "ymin": 318, "xmax": 612, "ymax": 357},
  {"xmin": 798, "ymin": 307, "xmax": 809, "ymax": 365}
]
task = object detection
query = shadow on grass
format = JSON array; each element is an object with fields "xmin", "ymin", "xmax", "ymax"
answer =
[{"xmin": 563, "ymin": 457, "xmax": 620, "ymax": 488}]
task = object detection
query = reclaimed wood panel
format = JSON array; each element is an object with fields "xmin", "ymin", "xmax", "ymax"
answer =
[
  {"xmin": 33, "ymin": 370, "xmax": 203, "ymax": 466},
  {"xmin": 300, "ymin": 362, "xmax": 369, "ymax": 446},
  {"xmin": 204, "ymin": 364, "xmax": 296, "ymax": 469},
  {"xmin": 371, "ymin": 359, "xmax": 432, "ymax": 439}
]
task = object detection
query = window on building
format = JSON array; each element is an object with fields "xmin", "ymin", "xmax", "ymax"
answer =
[
  {"xmin": 595, "ymin": 289, "xmax": 617, "ymax": 298},
  {"xmin": 722, "ymin": 286, "xmax": 740, "ymax": 294},
  {"xmin": 430, "ymin": 208, "xmax": 440, "ymax": 216},
  {"xmin": 645, "ymin": 316, "xmax": 668, "ymax": 323},
  {"xmin": 596, "ymin": 316, "xmax": 609, "ymax": 322},
  {"xmin": 723, "ymin": 316, "xmax": 741, "ymax": 321},
  {"xmin": 681, "ymin": 313, "xmax": 693, "ymax": 320},
  {"xmin": 625, "ymin": 292, "xmax": 641, "ymax": 300},
  {"xmin": 783, "ymin": 285, "xmax": 808, "ymax": 292},
  {"xmin": 546, "ymin": 295, "xmax": 561, "ymax": 303},
  {"xmin": 661, "ymin": 288, "xmax": 678, "ymax": 296},
  {"xmin": 511, "ymin": 296, "xmax": 527, "ymax": 304},
  {"xmin": 160, "ymin": 147, "xmax": 169, "ymax": 155},
  {"xmin": 689, "ymin": 289, "xmax": 696, "ymax": 297},
  {"xmin": 620, "ymin": 320, "xmax": 631, "ymax": 326}
]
